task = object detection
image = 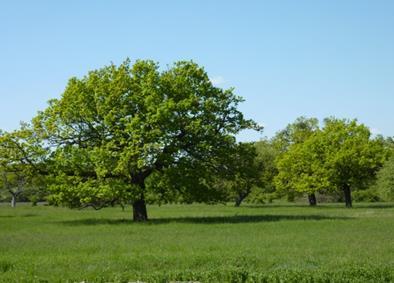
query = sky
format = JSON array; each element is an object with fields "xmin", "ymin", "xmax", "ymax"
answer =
[{"xmin": 1, "ymin": 0, "xmax": 393, "ymax": 141}]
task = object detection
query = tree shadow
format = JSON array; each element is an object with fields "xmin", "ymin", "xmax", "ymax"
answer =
[
  {"xmin": 58, "ymin": 214, "xmax": 352, "ymax": 226},
  {"xmin": 0, "ymin": 215, "xmax": 15, "ymax": 218},
  {"xmin": 352, "ymin": 203, "xmax": 394, "ymax": 209},
  {"xmin": 0, "ymin": 214, "xmax": 37, "ymax": 218},
  {"xmin": 244, "ymin": 204, "xmax": 314, "ymax": 209},
  {"xmin": 244, "ymin": 203, "xmax": 394, "ymax": 210}
]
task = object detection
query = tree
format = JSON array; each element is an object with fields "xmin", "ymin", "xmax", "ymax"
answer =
[
  {"xmin": 272, "ymin": 117, "xmax": 319, "ymax": 205},
  {"xmin": 0, "ymin": 171, "xmax": 25, "ymax": 207},
  {"xmin": 275, "ymin": 137, "xmax": 332, "ymax": 205},
  {"xmin": 384, "ymin": 137, "xmax": 394, "ymax": 155},
  {"xmin": 246, "ymin": 139, "xmax": 279, "ymax": 203},
  {"xmin": 373, "ymin": 155, "xmax": 394, "ymax": 201},
  {"xmin": 275, "ymin": 118, "xmax": 387, "ymax": 207},
  {"xmin": 223, "ymin": 143, "xmax": 264, "ymax": 207},
  {"xmin": 319, "ymin": 118, "xmax": 387, "ymax": 207},
  {"xmin": 0, "ymin": 127, "xmax": 48, "ymax": 207},
  {"xmin": 33, "ymin": 59, "xmax": 261, "ymax": 221}
]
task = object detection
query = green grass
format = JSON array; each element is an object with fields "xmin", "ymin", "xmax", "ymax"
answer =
[{"xmin": 0, "ymin": 202, "xmax": 393, "ymax": 282}]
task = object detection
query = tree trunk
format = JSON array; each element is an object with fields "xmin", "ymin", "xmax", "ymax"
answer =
[
  {"xmin": 308, "ymin": 193, "xmax": 317, "ymax": 206},
  {"xmin": 130, "ymin": 172, "xmax": 150, "ymax": 221},
  {"xmin": 234, "ymin": 189, "xmax": 251, "ymax": 207},
  {"xmin": 11, "ymin": 195, "xmax": 16, "ymax": 208},
  {"xmin": 132, "ymin": 198, "xmax": 148, "ymax": 221},
  {"xmin": 343, "ymin": 184, "xmax": 352, "ymax": 208},
  {"xmin": 234, "ymin": 195, "xmax": 244, "ymax": 207}
]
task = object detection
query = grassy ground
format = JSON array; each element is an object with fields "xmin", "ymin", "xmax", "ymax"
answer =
[{"xmin": 0, "ymin": 202, "xmax": 393, "ymax": 282}]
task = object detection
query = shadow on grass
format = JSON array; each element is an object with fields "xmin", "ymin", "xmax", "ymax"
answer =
[
  {"xmin": 244, "ymin": 203, "xmax": 394, "ymax": 210},
  {"xmin": 244, "ymin": 204, "xmax": 315, "ymax": 209},
  {"xmin": 0, "ymin": 214, "xmax": 37, "ymax": 218},
  {"xmin": 58, "ymin": 214, "xmax": 352, "ymax": 226},
  {"xmin": 352, "ymin": 203, "xmax": 394, "ymax": 209}
]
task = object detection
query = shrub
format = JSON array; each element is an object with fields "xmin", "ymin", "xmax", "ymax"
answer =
[{"xmin": 353, "ymin": 189, "xmax": 381, "ymax": 202}]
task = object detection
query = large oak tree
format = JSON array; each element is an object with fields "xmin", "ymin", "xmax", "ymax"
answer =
[{"xmin": 33, "ymin": 59, "xmax": 260, "ymax": 221}]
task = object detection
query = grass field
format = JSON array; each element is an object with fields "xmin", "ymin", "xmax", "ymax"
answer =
[{"xmin": 0, "ymin": 202, "xmax": 393, "ymax": 282}]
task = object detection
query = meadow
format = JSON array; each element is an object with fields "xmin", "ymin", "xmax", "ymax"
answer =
[{"xmin": 0, "ymin": 203, "xmax": 393, "ymax": 282}]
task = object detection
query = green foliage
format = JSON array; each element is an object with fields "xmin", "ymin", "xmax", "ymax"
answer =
[
  {"xmin": 318, "ymin": 118, "xmax": 387, "ymax": 190},
  {"xmin": 276, "ymin": 141, "xmax": 326, "ymax": 195},
  {"xmin": 222, "ymin": 142, "xmax": 264, "ymax": 206},
  {"xmin": 0, "ymin": 126, "xmax": 48, "ymax": 205},
  {"xmin": 352, "ymin": 189, "xmax": 382, "ymax": 202},
  {"xmin": 254, "ymin": 139, "xmax": 278, "ymax": 193},
  {"xmin": 240, "ymin": 139, "xmax": 279, "ymax": 204},
  {"xmin": 275, "ymin": 119, "xmax": 387, "ymax": 198},
  {"xmin": 144, "ymin": 157, "xmax": 231, "ymax": 204},
  {"xmin": 272, "ymin": 117, "xmax": 320, "ymax": 201},
  {"xmin": 245, "ymin": 189, "xmax": 279, "ymax": 204},
  {"xmin": 384, "ymin": 136, "xmax": 394, "ymax": 155},
  {"xmin": 373, "ymin": 155, "xmax": 394, "ymax": 201},
  {"xmin": 0, "ymin": 203, "xmax": 393, "ymax": 282},
  {"xmin": 33, "ymin": 59, "xmax": 260, "ymax": 215},
  {"xmin": 272, "ymin": 116, "xmax": 319, "ymax": 153}
]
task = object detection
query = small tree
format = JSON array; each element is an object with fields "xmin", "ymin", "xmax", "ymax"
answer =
[
  {"xmin": 373, "ymin": 155, "xmax": 394, "ymax": 201},
  {"xmin": 275, "ymin": 118, "xmax": 387, "ymax": 207},
  {"xmin": 273, "ymin": 117, "xmax": 319, "ymax": 205},
  {"xmin": 34, "ymin": 59, "xmax": 261, "ymax": 221},
  {"xmin": 247, "ymin": 139, "xmax": 279, "ymax": 203},
  {"xmin": 0, "ymin": 171, "xmax": 26, "ymax": 207},
  {"xmin": 275, "ymin": 140, "xmax": 328, "ymax": 205},
  {"xmin": 0, "ymin": 127, "xmax": 48, "ymax": 207},
  {"xmin": 224, "ymin": 143, "xmax": 264, "ymax": 207},
  {"xmin": 318, "ymin": 118, "xmax": 387, "ymax": 207}
]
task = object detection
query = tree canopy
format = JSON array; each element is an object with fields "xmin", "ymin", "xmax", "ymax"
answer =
[
  {"xmin": 224, "ymin": 142, "xmax": 264, "ymax": 207},
  {"xmin": 272, "ymin": 116, "xmax": 319, "ymax": 153},
  {"xmin": 272, "ymin": 117, "xmax": 320, "ymax": 204},
  {"xmin": 275, "ymin": 118, "xmax": 387, "ymax": 207},
  {"xmin": 373, "ymin": 155, "xmax": 394, "ymax": 202},
  {"xmin": 0, "ymin": 126, "xmax": 48, "ymax": 207},
  {"xmin": 33, "ymin": 59, "xmax": 261, "ymax": 220}
]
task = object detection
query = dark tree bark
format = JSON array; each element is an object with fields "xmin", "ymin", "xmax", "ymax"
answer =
[
  {"xmin": 131, "ymin": 172, "xmax": 150, "ymax": 221},
  {"xmin": 234, "ymin": 188, "xmax": 251, "ymax": 207},
  {"xmin": 343, "ymin": 184, "xmax": 352, "ymax": 208},
  {"xmin": 132, "ymin": 198, "xmax": 148, "ymax": 221},
  {"xmin": 234, "ymin": 194, "xmax": 245, "ymax": 207},
  {"xmin": 308, "ymin": 193, "xmax": 317, "ymax": 206}
]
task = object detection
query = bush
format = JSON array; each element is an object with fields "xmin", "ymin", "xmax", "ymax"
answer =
[
  {"xmin": 353, "ymin": 189, "xmax": 381, "ymax": 202},
  {"xmin": 373, "ymin": 155, "xmax": 394, "ymax": 201},
  {"xmin": 29, "ymin": 195, "xmax": 39, "ymax": 206}
]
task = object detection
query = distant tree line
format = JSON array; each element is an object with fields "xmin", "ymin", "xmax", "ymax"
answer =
[{"xmin": 1, "ymin": 60, "xmax": 393, "ymax": 221}]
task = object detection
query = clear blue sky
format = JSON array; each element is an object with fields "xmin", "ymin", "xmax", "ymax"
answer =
[{"xmin": 1, "ymin": 1, "xmax": 393, "ymax": 141}]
